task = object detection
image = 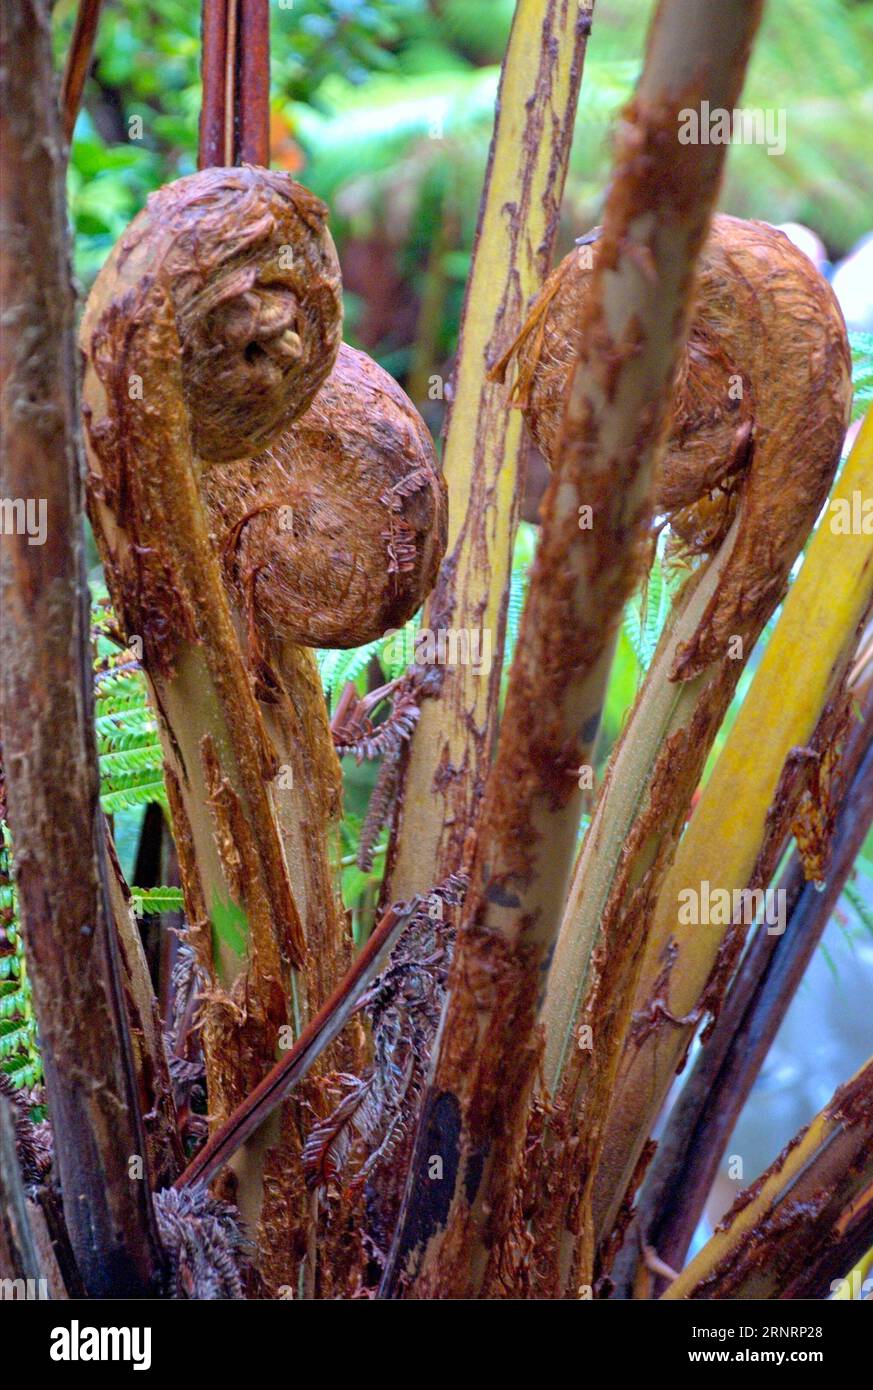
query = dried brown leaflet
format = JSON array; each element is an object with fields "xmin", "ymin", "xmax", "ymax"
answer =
[
  {"xmin": 504, "ymin": 216, "xmax": 851, "ymax": 1293},
  {"xmin": 380, "ymin": 0, "xmax": 767, "ymax": 1300},
  {"xmin": 0, "ymin": 0, "xmax": 163, "ymax": 1295}
]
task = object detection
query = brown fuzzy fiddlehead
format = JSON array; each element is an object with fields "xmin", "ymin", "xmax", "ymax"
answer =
[
  {"xmin": 90, "ymin": 165, "xmax": 343, "ymax": 463},
  {"xmin": 207, "ymin": 343, "xmax": 446, "ymax": 652},
  {"xmin": 492, "ymin": 213, "xmax": 852, "ymax": 1294},
  {"xmin": 79, "ymin": 164, "xmax": 446, "ymax": 1286},
  {"xmin": 497, "ymin": 213, "xmax": 851, "ymax": 678}
]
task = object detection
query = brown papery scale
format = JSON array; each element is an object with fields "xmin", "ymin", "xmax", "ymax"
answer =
[
  {"xmin": 206, "ymin": 343, "xmax": 447, "ymax": 650},
  {"xmin": 495, "ymin": 213, "xmax": 852, "ymax": 678}
]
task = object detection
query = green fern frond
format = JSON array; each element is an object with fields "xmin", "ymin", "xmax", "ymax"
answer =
[
  {"xmin": 0, "ymin": 981, "xmax": 31, "ymax": 1019},
  {"xmin": 623, "ymin": 550, "xmax": 678, "ymax": 672},
  {"xmin": 96, "ymin": 708, "xmax": 159, "ymax": 751},
  {"xmin": 317, "ymin": 638, "xmax": 384, "ymax": 710},
  {"xmin": 378, "ymin": 618, "xmax": 419, "ymax": 682},
  {"xmin": 99, "ymin": 743, "xmax": 165, "ymax": 782},
  {"xmin": 0, "ymin": 1054, "xmax": 42, "ymax": 1090},
  {"xmin": 504, "ymin": 522, "xmax": 536, "ymax": 677},
  {"xmin": 0, "ymin": 1018, "xmax": 36, "ymax": 1060},
  {"xmin": 0, "ymin": 823, "xmax": 41, "ymax": 1091},
  {"xmin": 130, "ymin": 886, "xmax": 185, "ymax": 916},
  {"xmin": 94, "ymin": 663, "xmax": 149, "ymax": 706},
  {"xmin": 101, "ymin": 780, "xmax": 168, "ymax": 816},
  {"xmin": 850, "ymin": 330, "xmax": 873, "ymax": 422}
]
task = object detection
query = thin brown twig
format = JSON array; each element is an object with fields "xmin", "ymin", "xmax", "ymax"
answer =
[
  {"xmin": 59, "ymin": 0, "xmax": 103, "ymax": 145},
  {"xmin": 174, "ymin": 894, "xmax": 426, "ymax": 1191}
]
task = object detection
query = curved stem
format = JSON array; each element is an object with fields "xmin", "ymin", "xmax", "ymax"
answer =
[
  {"xmin": 597, "ymin": 411, "xmax": 873, "ymax": 1259},
  {"xmin": 661, "ymin": 1055, "xmax": 873, "ymax": 1300},
  {"xmin": 381, "ymin": 0, "xmax": 765, "ymax": 1301},
  {"xmin": 612, "ymin": 675, "xmax": 873, "ymax": 1297}
]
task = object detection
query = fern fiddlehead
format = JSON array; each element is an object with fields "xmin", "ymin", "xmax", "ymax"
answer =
[
  {"xmin": 499, "ymin": 214, "xmax": 852, "ymax": 1293},
  {"xmin": 79, "ymin": 164, "xmax": 445, "ymax": 1289}
]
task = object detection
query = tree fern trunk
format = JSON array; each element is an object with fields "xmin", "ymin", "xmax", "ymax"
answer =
[
  {"xmin": 0, "ymin": 0, "xmax": 163, "ymax": 1296},
  {"xmin": 382, "ymin": 0, "xmax": 595, "ymax": 906}
]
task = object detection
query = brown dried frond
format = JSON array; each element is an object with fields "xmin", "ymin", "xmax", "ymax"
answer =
[
  {"xmin": 357, "ymin": 755, "xmax": 402, "ymax": 873},
  {"xmin": 0, "ymin": 1072, "xmax": 51, "ymax": 1187},
  {"xmin": 332, "ymin": 678, "xmax": 422, "ymax": 762},
  {"xmin": 154, "ymin": 1185, "xmax": 249, "ymax": 1299},
  {"xmin": 303, "ymin": 875, "xmax": 468, "ymax": 1262}
]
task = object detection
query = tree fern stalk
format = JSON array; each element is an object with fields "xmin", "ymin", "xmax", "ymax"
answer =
[
  {"xmin": 382, "ymin": 0, "xmax": 766, "ymax": 1300},
  {"xmin": 661, "ymin": 1053, "xmax": 873, "ymax": 1300},
  {"xmin": 597, "ymin": 410, "xmax": 873, "ymax": 1257},
  {"xmin": 0, "ymin": 0, "xmax": 162, "ymax": 1295},
  {"xmin": 382, "ymin": 0, "xmax": 596, "ymax": 907},
  {"xmin": 611, "ymin": 676, "xmax": 873, "ymax": 1297}
]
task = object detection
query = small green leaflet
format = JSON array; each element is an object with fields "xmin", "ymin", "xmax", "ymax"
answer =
[
  {"xmin": 130, "ymin": 886, "xmax": 185, "ymax": 917},
  {"xmin": 849, "ymin": 330, "xmax": 873, "ymax": 422}
]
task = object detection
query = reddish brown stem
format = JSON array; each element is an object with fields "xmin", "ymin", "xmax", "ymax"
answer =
[
  {"xmin": 238, "ymin": 0, "xmax": 270, "ymax": 166},
  {"xmin": 175, "ymin": 895, "xmax": 425, "ymax": 1191},
  {"xmin": 199, "ymin": 0, "xmax": 270, "ymax": 169},
  {"xmin": 199, "ymin": 0, "xmax": 230, "ymax": 167},
  {"xmin": 59, "ymin": 0, "xmax": 103, "ymax": 145}
]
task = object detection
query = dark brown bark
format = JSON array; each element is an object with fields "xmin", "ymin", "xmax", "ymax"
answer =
[{"xmin": 0, "ymin": 0, "xmax": 163, "ymax": 1296}]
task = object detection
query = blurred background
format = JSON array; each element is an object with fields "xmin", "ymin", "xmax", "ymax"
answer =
[{"xmin": 53, "ymin": 0, "xmax": 873, "ymax": 1252}]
